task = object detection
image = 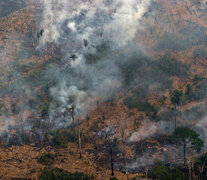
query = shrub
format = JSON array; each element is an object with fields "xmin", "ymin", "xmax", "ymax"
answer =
[
  {"xmin": 110, "ymin": 177, "xmax": 118, "ymax": 180},
  {"xmin": 39, "ymin": 167, "xmax": 90, "ymax": 180},
  {"xmin": 38, "ymin": 153, "xmax": 56, "ymax": 165}
]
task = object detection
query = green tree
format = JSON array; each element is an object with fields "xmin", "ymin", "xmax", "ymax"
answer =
[
  {"xmin": 171, "ymin": 127, "xmax": 204, "ymax": 166},
  {"xmin": 170, "ymin": 90, "xmax": 183, "ymax": 128},
  {"xmin": 185, "ymin": 84, "xmax": 192, "ymax": 96},
  {"xmin": 194, "ymin": 152, "xmax": 207, "ymax": 180},
  {"xmin": 153, "ymin": 162, "xmax": 171, "ymax": 180}
]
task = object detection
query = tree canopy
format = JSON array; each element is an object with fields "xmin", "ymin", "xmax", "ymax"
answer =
[
  {"xmin": 171, "ymin": 127, "xmax": 204, "ymax": 166},
  {"xmin": 172, "ymin": 127, "xmax": 204, "ymax": 152},
  {"xmin": 170, "ymin": 90, "xmax": 183, "ymax": 107}
]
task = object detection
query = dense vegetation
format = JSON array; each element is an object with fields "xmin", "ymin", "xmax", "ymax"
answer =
[
  {"xmin": 38, "ymin": 153, "xmax": 57, "ymax": 165},
  {"xmin": 124, "ymin": 95, "xmax": 158, "ymax": 118},
  {"xmin": 39, "ymin": 168, "xmax": 90, "ymax": 180},
  {"xmin": 148, "ymin": 151, "xmax": 207, "ymax": 180},
  {"xmin": 50, "ymin": 130, "xmax": 78, "ymax": 148}
]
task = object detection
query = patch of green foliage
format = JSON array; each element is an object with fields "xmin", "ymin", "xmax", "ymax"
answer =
[
  {"xmin": 50, "ymin": 129, "xmax": 90, "ymax": 148},
  {"xmin": 50, "ymin": 130, "xmax": 77, "ymax": 148},
  {"xmin": 171, "ymin": 127, "xmax": 204, "ymax": 166},
  {"xmin": 152, "ymin": 162, "xmax": 171, "ymax": 180},
  {"xmin": 150, "ymin": 162, "xmax": 185, "ymax": 180},
  {"xmin": 124, "ymin": 95, "xmax": 158, "ymax": 118},
  {"xmin": 39, "ymin": 167, "xmax": 90, "ymax": 180},
  {"xmin": 110, "ymin": 177, "xmax": 118, "ymax": 180},
  {"xmin": 38, "ymin": 152, "xmax": 56, "ymax": 165},
  {"xmin": 171, "ymin": 127, "xmax": 204, "ymax": 152},
  {"xmin": 194, "ymin": 152, "xmax": 207, "ymax": 179},
  {"xmin": 170, "ymin": 90, "xmax": 183, "ymax": 107}
]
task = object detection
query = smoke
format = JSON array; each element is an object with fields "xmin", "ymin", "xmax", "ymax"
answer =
[
  {"xmin": 128, "ymin": 120, "xmax": 159, "ymax": 143},
  {"xmin": 201, "ymin": 0, "xmax": 207, "ymax": 9},
  {"xmin": 128, "ymin": 119, "xmax": 174, "ymax": 143},
  {"xmin": 126, "ymin": 144, "xmax": 184, "ymax": 172},
  {"xmin": 36, "ymin": 0, "xmax": 207, "ymax": 173},
  {"xmin": 39, "ymin": 0, "xmax": 151, "ymax": 47},
  {"xmin": 0, "ymin": 0, "xmax": 206, "ymax": 174},
  {"xmin": 0, "ymin": 0, "xmax": 152, "ymax": 144},
  {"xmin": 37, "ymin": 0, "xmax": 151, "ymax": 123}
]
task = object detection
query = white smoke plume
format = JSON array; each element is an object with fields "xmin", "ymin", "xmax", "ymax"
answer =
[
  {"xmin": 128, "ymin": 120, "xmax": 159, "ymax": 142},
  {"xmin": 201, "ymin": 0, "xmax": 207, "ymax": 9},
  {"xmin": 128, "ymin": 120, "xmax": 174, "ymax": 143},
  {"xmin": 40, "ymin": 0, "xmax": 151, "ymax": 46},
  {"xmin": 37, "ymin": 0, "xmax": 151, "ymax": 122},
  {"xmin": 127, "ymin": 144, "xmax": 184, "ymax": 171}
]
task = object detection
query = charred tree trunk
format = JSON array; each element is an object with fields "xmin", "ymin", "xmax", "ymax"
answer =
[
  {"xmin": 184, "ymin": 143, "xmax": 186, "ymax": 166},
  {"xmin": 200, "ymin": 156, "xmax": 207, "ymax": 180},
  {"xmin": 77, "ymin": 118, "xmax": 82, "ymax": 158},
  {"xmin": 125, "ymin": 159, "xmax": 129, "ymax": 180},
  {"xmin": 110, "ymin": 145, "xmax": 114, "ymax": 176},
  {"xmin": 174, "ymin": 104, "xmax": 177, "ymax": 129},
  {"xmin": 71, "ymin": 112, "xmax": 74, "ymax": 128},
  {"xmin": 78, "ymin": 128, "xmax": 82, "ymax": 158},
  {"xmin": 188, "ymin": 160, "xmax": 192, "ymax": 180},
  {"xmin": 68, "ymin": 105, "xmax": 75, "ymax": 128}
]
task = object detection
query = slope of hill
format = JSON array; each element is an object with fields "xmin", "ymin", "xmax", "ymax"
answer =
[{"xmin": 0, "ymin": 0, "xmax": 207, "ymax": 179}]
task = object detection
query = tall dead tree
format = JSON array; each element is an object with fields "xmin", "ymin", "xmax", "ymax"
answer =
[
  {"xmin": 110, "ymin": 144, "xmax": 114, "ymax": 176},
  {"xmin": 67, "ymin": 105, "xmax": 82, "ymax": 158},
  {"xmin": 67, "ymin": 105, "xmax": 75, "ymax": 128},
  {"xmin": 120, "ymin": 123, "xmax": 129, "ymax": 180},
  {"xmin": 77, "ymin": 118, "xmax": 82, "ymax": 158}
]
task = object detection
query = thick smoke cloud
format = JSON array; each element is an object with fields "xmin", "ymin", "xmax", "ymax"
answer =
[
  {"xmin": 40, "ymin": 0, "xmax": 151, "ymax": 47},
  {"xmin": 38, "ymin": 0, "xmax": 151, "ymax": 124}
]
